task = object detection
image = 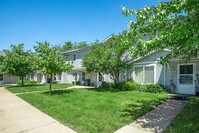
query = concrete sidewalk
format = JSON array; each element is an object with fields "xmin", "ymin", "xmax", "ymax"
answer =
[
  {"xmin": 0, "ymin": 87, "xmax": 76, "ymax": 133},
  {"xmin": 115, "ymin": 99, "xmax": 188, "ymax": 133}
]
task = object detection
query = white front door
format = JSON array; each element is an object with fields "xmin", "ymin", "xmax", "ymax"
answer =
[{"xmin": 177, "ymin": 64, "xmax": 195, "ymax": 95}]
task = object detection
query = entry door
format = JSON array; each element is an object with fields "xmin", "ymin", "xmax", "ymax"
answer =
[{"xmin": 177, "ymin": 64, "xmax": 195, "ymax": 95}]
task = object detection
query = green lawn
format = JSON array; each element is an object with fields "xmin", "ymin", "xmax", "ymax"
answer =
[
  {"xmin": 18, "ymin": 88, "xmax": 168, "ymax": 133},
  {"xmin": 5, "ymin": 83, "xmax": 73, "ymax": 93},
  {"xmin": 165, "ymin": 97, "xmax": 199, "ymax": 133}
]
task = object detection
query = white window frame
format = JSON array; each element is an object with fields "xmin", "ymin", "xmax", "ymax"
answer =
[{"xmin": 133, "ymin": 64, "xmax": 156, "ymax": 84}]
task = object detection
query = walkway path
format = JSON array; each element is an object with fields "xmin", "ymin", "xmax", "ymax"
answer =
[
  {"xmin": 0, "ymin": 87, "xmax": 76, "ymax": 133},
  {"xmin": 115, "ymin": 99, "xmax": 188, "ymax": 133}
]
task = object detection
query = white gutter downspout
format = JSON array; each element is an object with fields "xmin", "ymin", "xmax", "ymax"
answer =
[
  {"xmin": 167, "ymin": 62, "xmax": 173, "ymax": 79},
  {"xmin": 163, "ymin": 63, "xmax": 166, "ymax": 86}
]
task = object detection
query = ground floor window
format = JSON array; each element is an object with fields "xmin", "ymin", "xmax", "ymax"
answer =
[
  {"xmin": 30, "ymin": 74, "xmax": 34, "ymax": 80},
  {"xmin": 57, "ymin": 73, "xmax": 62, "ymax": 81},
  {"xmin": 99, "ymin": 73, "xmax": 103, "ymax": 82},
  {"xmin": 82, "ymin": 72, "xmax": 85, "ymax": 81},
  {"xmin": 0, "ymin": 74, "xmax": 3, "ymax": 81},
  {"xmin": 134, "ymin": 65, "xmax": 155, "ymax": 84}
]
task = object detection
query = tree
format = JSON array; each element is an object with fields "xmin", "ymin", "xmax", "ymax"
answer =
[
  {"xmin": 83, "ymin": 33, "xmax": 133, "ymax": 87},
  {"xmin": 60, "ymin": 41, "xmax": 74, "ymax": 52},
  {"xmin": 76, "ymin": 41, "xmax": 89, "ymax": 49},
  {"xmin": 122, "ymin": 0, "xmax": 199, "ymax": 62},
  {"xmin": 34, "ymin": 41, "xmax": 73, "ymax": 93},
  {"xmin": 0, "ymin": 44, "xmax": 36, "ymax": 86}
]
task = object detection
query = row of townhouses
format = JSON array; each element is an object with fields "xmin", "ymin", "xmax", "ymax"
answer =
[{"xmin": 1, "ymin": 37, "xmax": 199, "ymax": 95}]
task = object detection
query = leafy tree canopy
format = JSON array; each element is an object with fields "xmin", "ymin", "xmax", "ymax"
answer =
[
  {"xmin": 55, "ymin": 41, "xmax": 90, "ymax": 52},
  {"xmin": 34, "ymin": 41, "xmax": 73, "ymax": 92},
  {"xmin": 122, "ymin": 0, "xmax": 199, "ymax": 62},
  {"xmin": 83, "ymin": 32, "xmax": 134, "ymax": 86},
  {"xmin": 0, "ymin": 44, "xmax": 36, "ymax": 86}
]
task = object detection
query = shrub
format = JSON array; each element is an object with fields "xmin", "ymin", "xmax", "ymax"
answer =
[
  {"xmin": 52, "ymin": 80, "xmax": 58, "ymax": 84},
  {"xmin": 16, "ymin": 80, "xmax": 37, "ymax": 85},
  {"xmin": 141, "ymin": 84, "xmax": 166, "ymax": 93},
  {"xmin": 120, "ymin": 81, "xmax": 140, "ymax": 91}
]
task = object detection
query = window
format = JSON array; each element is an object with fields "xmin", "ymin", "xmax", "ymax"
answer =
[
  {"xmin": 99, "ymin": 73, "xmax": 103, "ymax": 82},
  {"xmin": 73, "ymin": 54, "xmax": 76, "ymax": 61},
  {"xmin": 0, "ymin": 74, "xmax": 3, "ymax": 81},
  {"xmin": 30, "ymin": 74, "xmax": 34, "ymax": 80},
  {"xmin": 82, "ymin": 72, "xmax": 85, "ymax": 81},
  {"xmin": 134, "ymin": 66, "xmax": 154, "ymax": 84},
  {"xmin": 179, "ymin": 65, "xmax": 193, "ymax": 85},
  {"xmin": 57, "ymin": 73, "xmax": 62, "ymax": 81}
]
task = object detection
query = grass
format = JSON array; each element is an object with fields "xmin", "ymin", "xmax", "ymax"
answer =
[
  {"xmin": 164, "ymin": 97, "xmax": 199, "ymax": 133},
  {"xmin": 5, "ymin": 83, "xmax": 73, "ymax": 93},
  {"xmin": 18, "ymin": 88, "xmax": 168, "ymax": 133}
]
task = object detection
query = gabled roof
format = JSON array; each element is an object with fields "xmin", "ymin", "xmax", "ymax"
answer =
[
  {"xmin": 132, "ymin": 49, "xmax": 171, "ymax": 63},
  {"xmin": 62, "ymin": 35, "xmax": 113, "ymax": 55},
  {"xmin": 61, "ymin": 46, "xmax": 93, "ymax": 55}
]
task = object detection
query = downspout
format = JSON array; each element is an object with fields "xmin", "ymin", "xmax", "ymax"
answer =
[
  {"xmin": 163, "ymin": 63, "xmax": 166, "ymax": 86},
  {"xmin": 167, "ymin": 62, "xmax": 173, "ymax": 79}
]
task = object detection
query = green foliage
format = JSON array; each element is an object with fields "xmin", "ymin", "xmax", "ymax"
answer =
[
  {"xmin": 120, "ymin": 81, "xmax": 140, "ymax": 91},
  {"xmin": 75, "ymin": 41, "xmax": 89, "ymax": 49},
  {"xmin": 34, "ymin": 41, "xmax": 73, "ymax": 92},
  {"xmin": 18, "ymin": 88, "xmax": 167, "ymax": 133},
  {"xmin": 165, "ymin": 97, "xmax": 199, "ymax": 133},
  {"xmin": 56, "ymin": 41, "xmax": 90, "ymax": 52},
  {"xmin": 52, "ymin": 80, "xmax": 58, "ymax": 84},
  {"xmin": 16, "ymin": 80, "xmax": 37, "ymax": 86},
  {"xmin": 122, "ymin": 0, "xmax": 199, "ymax": 62},
  {"xmin": 141, "ymin": 84, "xmax": 166, "ymax": 93},
  {"xmin": 99, "ymin": 81, "xmax": 166, "ymax": 93},
  {"xmin": 6, "ymin": 83, "xmax": 73, "ymax": 93},
  {"xmin": 0, "ymin": 44, "xmax": 36, "ymax": 86},
  {"xmin": 83, "ymin": 33, "xmax": 134, "ymax": 86}
]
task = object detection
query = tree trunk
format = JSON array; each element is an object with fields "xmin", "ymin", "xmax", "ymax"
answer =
[
  {"xmin": 22, "ymin": 76, "xmax": 24, "ymax": 86},
  {"xmin": 49, "ymin": 74, "xmax": 53, "ymax": 93},
  {"xmin": 114, "ymin": 70, "xmax": 120, "ymax": 88}
]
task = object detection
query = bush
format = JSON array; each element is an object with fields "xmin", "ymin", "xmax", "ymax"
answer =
[
  {"xmin": 52, "ymin": 80, "xmax": 58, "ymax": 84},
  {"xmin": 119, "ymin": 81, "xmax": 140, "ymax": 91},
  {"xmin": 16, "ymin": 80, "xmax": 37, "ymax": 86},
  {"xmin": 100, "ymin": 82, "xmax": 114, "ymax": 89},
  {"xmin": 141, "ymin": 84, "xmax": 166, "ymax": 93}
]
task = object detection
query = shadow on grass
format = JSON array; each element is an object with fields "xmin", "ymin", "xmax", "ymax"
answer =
[
  {"xmin": 120, "ymin": 98, "xmax": 166, "ymax": 119},
  {"xmin": 85, "ymin": 87, "xmax": 125, "ymax": 93},
  {"xmin": 43, "ymin": 89, "xmax": 74, "ymax": 95},
  {"xmin": 6, "ymin": 84, "xmax": 45, "ymax": 88}
]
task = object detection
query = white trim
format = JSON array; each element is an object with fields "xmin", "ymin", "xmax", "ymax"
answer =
[
  {"xmin": 134, "ymin": 61, "xmax": 158, "ymax": 65},
  {"xmin": 177, "ymin": 63, "xmax": 196, "ymax": 94},
  {"xmin": 133, "ymin": 64, "xmax": 157, "ymax": 84},
  {"xmin": 163, "ymin": 63, "xmax": 166, "ymax": 86}
]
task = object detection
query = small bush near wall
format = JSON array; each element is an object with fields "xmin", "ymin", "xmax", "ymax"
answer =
[
  {"xmin": 141, "ymin": 84, "xmax": 166, "ymax": 93},
  {"xmin": 120, "ymin": 81, "xmax": 140, "ymax": 91},
  {"xmin": 16, "ymin": 80, "xmax": 37, "ymax": 86},
  {"xmin": 100, "ymin": 81, "xmax": 166, "ymax": 93}
]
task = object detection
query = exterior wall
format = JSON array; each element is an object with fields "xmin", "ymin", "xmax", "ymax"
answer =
[
  {"xmin": 3, "ymin": 74, "xmax": 19, "ymax": 84},
  {"xmin": 137, "ymin": 50, "xmax": 170, "ymax": 62}
]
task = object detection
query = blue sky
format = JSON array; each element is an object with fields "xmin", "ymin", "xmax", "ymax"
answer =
[{"xmin": 0, "ymin": 0, "xmax": 158, "ymax": 51}]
